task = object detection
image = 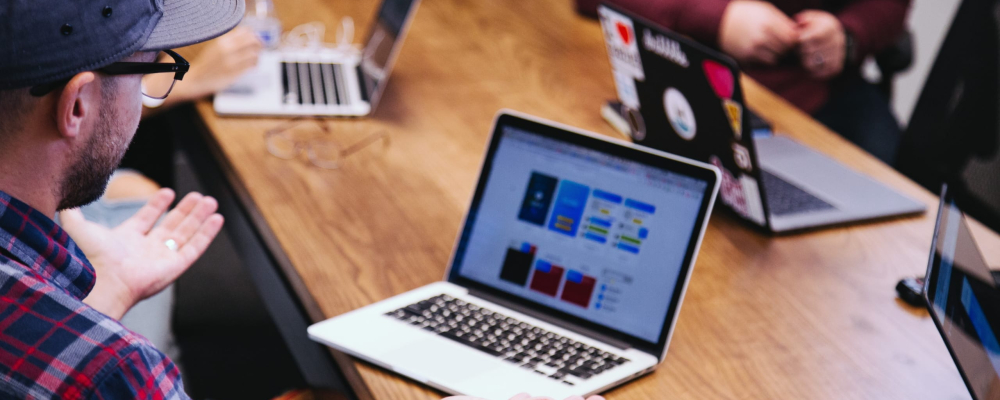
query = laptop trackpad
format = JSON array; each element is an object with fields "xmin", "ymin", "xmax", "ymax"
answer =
[{"xmin": 383, "ymin": 337, "xmax": 496, "ymax": 383}]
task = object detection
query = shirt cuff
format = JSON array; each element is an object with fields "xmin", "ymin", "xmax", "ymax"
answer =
[{"xmin": 674, "ymin": 0, "xmax": 731, "ymax": 47}]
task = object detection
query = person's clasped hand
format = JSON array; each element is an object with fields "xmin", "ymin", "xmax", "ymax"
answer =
[
  {"xmin": 443, "ymin": 394, "xmax": 606, "ymax": 400},
  {"xmin": 61, "ymin": 189, "xmax": 224, "ymax": 320},
  {"xmin": 143, "ymin": 26, "xmax": 264, "ymax": 103},
  {"xmin": 719, "ymin": 0, "xmax": 799, "ymax": 65},
  {"xmin": 183, "ymin": 26, "xmax": 264, "ymax": 98},
  {"xmin": 794, "ymin": 10, "xmax": 846, "ymax": 79}
]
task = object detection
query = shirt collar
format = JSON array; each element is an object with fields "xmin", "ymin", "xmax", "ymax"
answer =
[{"xmin": 0, "ymin": 191, "xmax": 95, "ymax": 300}]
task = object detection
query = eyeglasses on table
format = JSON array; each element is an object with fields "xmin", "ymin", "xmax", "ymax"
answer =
[{"xmin": 265, "ymin": 117, "xmax": 389, "ymax": 169}]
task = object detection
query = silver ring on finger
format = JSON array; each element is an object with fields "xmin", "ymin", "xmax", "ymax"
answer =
[
  {"xmin": 812, "ymin": 53, "xmax": 826, "ymax": 66},
  {"xmin": 164, "ymin": 239, "xmax": 179, "ymax": 252}
]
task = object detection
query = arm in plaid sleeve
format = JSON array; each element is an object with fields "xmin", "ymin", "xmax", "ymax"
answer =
[{"xmin": 86, "ymin": 344, "xmax": 189, "ymax": 400}]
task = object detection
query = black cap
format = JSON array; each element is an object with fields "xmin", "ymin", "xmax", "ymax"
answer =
[{"xmin": 0, "ymin": 0, "xmax": 245, "ymax": 90}]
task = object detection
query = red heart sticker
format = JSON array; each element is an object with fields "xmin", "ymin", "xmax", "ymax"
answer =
[
  {"xmin": 615, "ymin": 21, "xmax": 631, "ymax": 45},
  {"xmin": 703, "ymin": 60, "xmax": 734, "ymax": 100}
]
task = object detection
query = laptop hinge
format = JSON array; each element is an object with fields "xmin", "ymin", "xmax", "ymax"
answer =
[
  {"xmin": 356, "ymin": 65, "xmax": 370, "ymax": 104},
  {"xmin": 466, "ymin": 287, "xmax": 632, "ymax": 351}
]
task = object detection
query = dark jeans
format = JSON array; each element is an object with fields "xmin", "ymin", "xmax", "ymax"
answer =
[{"xmin": 813, "ymin": 75, "xmax": 902, "ymax": 165}]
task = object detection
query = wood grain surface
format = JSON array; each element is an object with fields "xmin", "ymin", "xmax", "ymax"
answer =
[{"xmin": 187, "ymin": 0, "xmax": 976, "ymax": 398}]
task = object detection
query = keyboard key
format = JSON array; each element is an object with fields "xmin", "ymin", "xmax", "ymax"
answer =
[{"xmin": 278, "ymin": 61, "xmax": 351, "ymax": 107}]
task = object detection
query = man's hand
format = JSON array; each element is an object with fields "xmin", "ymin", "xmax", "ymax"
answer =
[
  {"xmin": 443, "ymin": 394, "xmax": 605, "ymax": 400},
  {"xmin": 62, "ymin": 189, "xmax": 224, "ymax": 320},
  {"xmin": 795, "ymin": 10, "xmax": 846, "ymax": 79},
  {"xmin": 719, "ymin": 0, "xmax": 799, "ymax": 65}
]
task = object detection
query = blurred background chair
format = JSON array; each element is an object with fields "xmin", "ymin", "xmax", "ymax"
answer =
[
  {"xmin": 875, "ymin": 30, "xmax": 915, "ymax": 100},
  {"xmin": 896, "ymin": 0, "xmax": 1000, "ymax": 231}
]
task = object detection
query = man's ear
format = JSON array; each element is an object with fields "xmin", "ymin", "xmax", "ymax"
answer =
[{"xmin": 55, "ymin": 72, "xmax": 98, "ymax": 140}]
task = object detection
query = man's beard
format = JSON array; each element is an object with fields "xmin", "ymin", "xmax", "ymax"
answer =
[{"xmin": 56, "ymin": 101, "xmax": 132, "ymax": 211}]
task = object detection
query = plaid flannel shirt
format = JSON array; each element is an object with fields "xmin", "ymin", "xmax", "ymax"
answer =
[{"xmin": 0, "ymin": 191, "xmax": 188, "ymax": 399}]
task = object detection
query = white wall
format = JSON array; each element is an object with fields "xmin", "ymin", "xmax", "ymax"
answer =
[{"xmin": 892, "ymin": 0, "xmax": 964, "ymax": 127}]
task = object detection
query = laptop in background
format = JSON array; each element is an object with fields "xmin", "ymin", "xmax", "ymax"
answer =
[
  {"xmin": 213, "ymin": 0, "xmax": 419, "ymax": 117},
  {"xmin": 597, "ymin": 2, "xmax": 925, "ymax": 233},
  {"xmin": 924, "ymin": 184, "xmax": 1000, "ymax": 400},
  {"xmin": 308, "ymin": 110, "xmax": 720, "ymax": 399}
]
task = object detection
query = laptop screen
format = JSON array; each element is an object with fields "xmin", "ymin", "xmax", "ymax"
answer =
[
  {"xmin": 359, "ymin": 0, "xmax": 417, "ymax": 107},
  {"xmin": 450, "ymin": 116, "xmax": 712, "ymax": 345},
  {"xmin": 925, "ymin": 193, "xmax": 1000, "ymax": 399}
]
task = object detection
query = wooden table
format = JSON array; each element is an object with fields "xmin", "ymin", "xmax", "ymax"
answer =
[{"xmin": 183, "ymin": 0, "xmax": 980, "ymax": 398}]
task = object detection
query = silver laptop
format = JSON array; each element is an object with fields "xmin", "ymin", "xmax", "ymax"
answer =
[
  {"xmin": 308, "ymin": 110, "xmax": 721, "ymax": 399},
  {"xmin": 213, "ymin": 0, "xmax": 419, "ymax": 117},
  {"xmin": 598, "ymin": 3, "xmax": 925, "ymax": 233}
]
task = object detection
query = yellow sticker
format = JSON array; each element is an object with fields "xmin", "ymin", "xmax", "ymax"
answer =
[{"xmin": 723, "ymin": 99, "xmax": 742, "ymax": 140}]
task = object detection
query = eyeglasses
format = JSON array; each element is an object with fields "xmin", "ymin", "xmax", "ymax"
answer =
[
  {"xmin": 265, "ymin": 117, "xmax": 389, "ymax": 169},
  {"xmin": 29, "ymin": 49, "xmax": 189, "ymax": 99}
]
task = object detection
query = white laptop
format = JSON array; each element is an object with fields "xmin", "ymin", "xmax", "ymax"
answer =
[
  {"xmin": 308, "ymin": 110, "xmax": 721, "ymax": 399},
  {"xmin": 213, "ymin": 0, "xmax": 420, "ymax": 117}
]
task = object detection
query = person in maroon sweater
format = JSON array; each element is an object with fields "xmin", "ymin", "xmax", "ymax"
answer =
[{"xmin": 577, "ymin": 0, "xmax": 911, "ymax": 164}]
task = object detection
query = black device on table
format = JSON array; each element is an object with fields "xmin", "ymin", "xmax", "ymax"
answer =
[{"xmin": 898, "ymin": 272, "xmax": 1000, "ymax": 308}]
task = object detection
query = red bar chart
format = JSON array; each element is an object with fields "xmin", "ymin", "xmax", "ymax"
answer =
[
  {"xmin": 561, "ymin": 270, "xmax": 597, "ymax": 308},
  {"xmin": 529, "ymin": 260, "xmax": 564, "ymax": 297}
]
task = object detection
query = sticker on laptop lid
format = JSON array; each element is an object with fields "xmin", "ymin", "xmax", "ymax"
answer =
[
  {"xmin": 739, "ymin": 174, "xmax": 766, "ymax": 225},
  {"xmin": 664, "ymin": 87, "xmax": 696, "ymax": 140},
  {"xmin": 732, "ymin": 142, "xmax": 752, "ymax": 171},
  {"xmin": 598, "ymin": 7, "xmax": 645, "ymax": 81},
  {"xmin": 641, "ymin": 29, "xmax": 689, "ymax": 68},
  {"xmin": 711, "ymin": 156, "xmax": 766, "ymax": 226},
  {"xmin": 626, "ymin": 107, "xmax": 646, "ymax": 141},
  {"xmin": 702, "ymin": 60, "xmax": 734, "ymax": 100},
  {"xmin": 613, "ymin": 69, "xmax": 640, "ymax": 110},
  {"xmin": 712, "ymin": 156, "xmax": 749, "ymax": 214},
  {"xmin": 723, "ymin": 99, "xmax": 743, "ymax": 140}
]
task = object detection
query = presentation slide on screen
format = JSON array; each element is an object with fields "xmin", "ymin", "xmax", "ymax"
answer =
[{"xmin": 458, "ymin": 128, "xmax": 706, "ymax": 342}]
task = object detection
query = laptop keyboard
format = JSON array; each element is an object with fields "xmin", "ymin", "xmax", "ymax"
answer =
[
  {"xmin": 281, "ymin": 62, "xmax": 352, "ymax": 106},
  {"xmin": 761, "ymin": 170, "xmax": 836, "ymax": 216},
  {"xmin": 386, "ymin": 294, "xmax": 630, "ymax": 385}
]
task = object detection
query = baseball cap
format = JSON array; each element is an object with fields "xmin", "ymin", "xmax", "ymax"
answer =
[{"xmin": 0, "ymin": 0, "xmax": 245, "ymax": 90}]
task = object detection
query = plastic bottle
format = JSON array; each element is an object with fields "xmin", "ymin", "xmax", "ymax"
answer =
[{"xmin": 243, "ymin": 0, "xmax": 282, "ymax": 49}]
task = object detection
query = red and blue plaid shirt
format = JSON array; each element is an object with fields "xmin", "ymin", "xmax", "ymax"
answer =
[{"xmin": 0, "ymin": 191, "xmax": 188, "ymax": 399}]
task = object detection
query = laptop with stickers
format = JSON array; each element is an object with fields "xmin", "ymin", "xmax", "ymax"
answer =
[{"xmin": 598, "ymin": 2, "xmax": 924, "ymax": 233}]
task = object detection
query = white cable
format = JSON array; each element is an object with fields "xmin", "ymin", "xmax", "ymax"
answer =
[{"xmin": 280, "ymin": 18, "xmax": 359, "ymax": 56}]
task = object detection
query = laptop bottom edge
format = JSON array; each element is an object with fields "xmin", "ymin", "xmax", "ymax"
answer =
[{"xmin": 307, "ymin": 282, "xmax": 657, "ymax": 399}]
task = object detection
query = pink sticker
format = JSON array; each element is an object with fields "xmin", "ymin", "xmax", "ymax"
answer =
[{"xmin": 703, "ymin": 60, "xmax": 734, "ymax": 100}]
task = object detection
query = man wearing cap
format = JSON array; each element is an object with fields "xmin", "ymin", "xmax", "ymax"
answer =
[{"xmin": 0, "ymin": 0, "xmax": 243, "ymax": 397}]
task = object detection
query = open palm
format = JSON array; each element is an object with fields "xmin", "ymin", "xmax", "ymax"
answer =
[{"xmin": 61, "ymin": 189, "xmax": 224, "ymax": 319}]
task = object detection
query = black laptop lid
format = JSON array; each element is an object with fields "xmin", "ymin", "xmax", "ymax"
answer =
[
  {"xmin": 598, "ymin": 2, "xmax": 770, "ymax": 228},
  {"xmin": 924, "ymin": 185, "xmax": 1000, "ymax": 400}
]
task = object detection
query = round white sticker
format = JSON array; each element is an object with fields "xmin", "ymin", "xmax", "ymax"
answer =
[{"xmin": 664, "ymin": 87, "xmax": 696, "ymax": 140}]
